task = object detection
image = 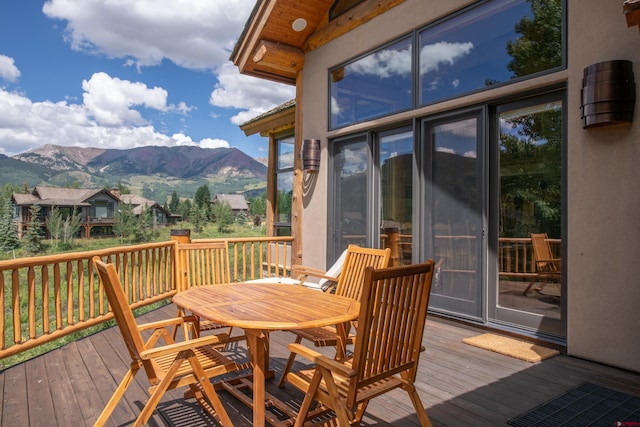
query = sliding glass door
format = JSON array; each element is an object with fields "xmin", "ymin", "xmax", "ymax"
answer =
[{"xmin": 422, "ymin": 109, "xmax": 484, "ymax": 319}]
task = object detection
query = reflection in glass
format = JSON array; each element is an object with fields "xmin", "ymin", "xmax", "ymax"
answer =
[
  {"xmin": 330, "ymin": 37, "xmax": 412, "ymax": 129},
  {"xmin": 430, "ymin": 118, "xmax": 480, "ymax": 302},
  {"xmin": 278, "ymin": 137, "xmax": 295, "ymax": 169},
  {"xmin": 379, "ymin": 130, "xmax": 413, "ymax": 265},
  {"xmin": 419, "ymin": 0, "xmax": 562, "ymax": 105},
  {"xmin": 276, "ymin": 171, "xmax": 293, "ymax": 224},
  {"xmin": 497, "ymin": 100, "xmax": 562, "ymax": 318},
  {"xmin": 334, "ymin": 141, "xmax": 368, "ymax": 251},
  {"xmin": 275, "ymin": 136, "xmax": 294, "ymax": 230}
]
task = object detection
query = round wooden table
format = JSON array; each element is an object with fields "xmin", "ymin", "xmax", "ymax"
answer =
[{"xmin": 172, "ymin": 282, "xmax": 360, "ymax": 427}]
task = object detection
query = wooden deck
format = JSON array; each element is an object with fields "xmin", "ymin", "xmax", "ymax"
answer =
[{"xmin": 2, "ymin": 304, "xmax": 639, "ymax": 427}]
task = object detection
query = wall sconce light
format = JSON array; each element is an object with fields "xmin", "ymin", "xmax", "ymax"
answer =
[
  {"xmin": 301, "ymin": 139, "xmax": 320, "ymax": 172},
  {"xmin": 581, "ymin": 60, "xmax": 635, "ymax": 128}
]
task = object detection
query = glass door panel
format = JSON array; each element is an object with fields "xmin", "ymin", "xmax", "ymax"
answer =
[
  {"xmin": 423, "ymin": 111, "xmax": 483, "ymax": 319},
  {"xmin": 379, "ymin": 129, "xmax": 414, "ymax": 265},
  {"xmin": 332, "ymin": 138, "xmax": 369, "ymax": 256},
  {"xmin": 492, "ymin": 95, "xmax": 563, "ymax": 337}
]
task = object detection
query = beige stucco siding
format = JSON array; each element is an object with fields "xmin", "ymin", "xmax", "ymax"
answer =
[
  {"xmin": 565, "ymin": 0, "xmax": 640, "ymax": 372},
  {"xmin": 300, "ymin": 0, "xmax": 640, "ymax": 372}
]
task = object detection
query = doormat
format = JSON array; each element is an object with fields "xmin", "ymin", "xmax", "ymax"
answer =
[
  {"xmin": 508, "ymin": 382, "xmax": 640, "ymax": 427},
  {"xmin": 462, "ymin": 333, "xmax": 559, "ymax": 362}
]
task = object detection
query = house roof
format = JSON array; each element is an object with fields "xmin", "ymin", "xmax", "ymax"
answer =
[
  {"xmin": 230, "ymin": 0, "xmax": 406, "ymax": 84},
  {"xmin": 119, "ymin": 194, "xmax": 169, "ymax": 216},
  {"xmin": 213, "ymin": 194, "xmax": 250, "ymax": 211},
  {"xmin": 12, "ymin": 186, "xmax": 113, "ymax": 207},
  {"xmin": 240, "ymin": 99, "xmax": 295, "ymax": 136}
]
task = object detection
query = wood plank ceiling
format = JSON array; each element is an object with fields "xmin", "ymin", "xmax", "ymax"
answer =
[{"xmin": 231, "ymin": 0, "xmax": 406, "ymax": 85}]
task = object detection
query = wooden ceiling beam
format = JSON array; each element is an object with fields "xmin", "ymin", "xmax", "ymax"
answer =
[
  {"xmin": 303, "ymin": 0, "xmax": 406, "ymax": 52},
  {"xmin": 253, "ymin": 40, "xmax": 305, "ymax": 74}
]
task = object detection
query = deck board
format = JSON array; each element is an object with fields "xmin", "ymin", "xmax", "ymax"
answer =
[{"xmin": 2, "ymin": 303, "xmax": 640, "ymax": 426}]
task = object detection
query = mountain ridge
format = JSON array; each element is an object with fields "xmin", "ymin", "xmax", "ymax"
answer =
[{"xmin": 4, "ymin": 144, "xmax": 267, "ymax": 202}]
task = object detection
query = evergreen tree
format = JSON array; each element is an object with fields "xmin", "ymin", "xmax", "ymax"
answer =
[
  {"xmin": 23, "ymin": 204, "xmax": 44, "ymax": 254},
  {"xmin": 0, "ymin": 198, "xmax": 20, "ymax": 255},
  {"xmin": 190, "ymin": 204, "xmax": 208, "ymax": 233},
  {"xmin": 2, "ymin": 184, "xmax": 14, "ymax": 201},
  {"xmin": 235, "ymin": 210, "xmax": 248, "ymax": 224},
  {"xmin": 169, "ymin": 191, "xmax": 180, "ymax": 213},
  {"xmin": 194, "ymin": 185, "xmax": 211, "ymax": 210}
]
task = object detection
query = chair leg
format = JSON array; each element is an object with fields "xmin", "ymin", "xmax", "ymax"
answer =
[
  {"xmin": 189, "ymin": 354, "xmax": 234, "ymax": 426},
  {"xmin": 523, "ymin": 279, "xmax": 539, "ymax": 296},
  {"xmin": 94, "ymin": 364, "xmax": 140, "ymax": 426},
  {"xmin": 134, "ymin": 353, "xmax": 188, "ymax": 427},
  {"xmin": 406, "ymin": 385, "xmax": 433, "ymax": 427},
  {"xmin": 278, "ymin": 334, "xmax": 303, "ymax": 387},
  {"xmin": 293, "ymin": 370, "xmax": 322, "ymax": 427}
]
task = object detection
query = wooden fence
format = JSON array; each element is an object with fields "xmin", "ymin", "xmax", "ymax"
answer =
[
  {"xmin": 0, "ymin": 234, "xmax": 556, "ymax": 362},
  {"xmin": 0, "ymin": 236, "xmax": 293, "ymax": 361}
]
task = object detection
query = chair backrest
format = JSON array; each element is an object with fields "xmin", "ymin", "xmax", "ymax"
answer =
[
  {"xmin": 530, "ymin": 233, "xmax": 558, "ymax": 272},
  {"xmin": 348, "ymin": 260, "xmax": 435, "ymax": 405},
  {"xmin": 334, "ymin": 245, "xmax": 392, "ymax": 300},
  {"xmin": 92, "ymin": 256, "xmax": 147, "ymax": 362},
  {"xmin": 317, "ymin": 248, "xmax": 348, "ymax": 290},
  {"xmin": 178, "ymin": 241, "xmax": 231, "ymax": 290}
]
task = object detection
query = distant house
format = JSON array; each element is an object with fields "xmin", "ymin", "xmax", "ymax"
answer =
[
  {"xmin": 117, "ymin": 193, "xmax": 170, "ymax": 227},
  {"xmin": 12, "ymin": 186, "xmax": 120, "ymax": 238},
  {"xmin": 11, "ymin": 186, "xmax": 171, "ymax": 239},
  {"xmin": 212, "ymin": 194, "xmax": 250, "ymax": 217}
]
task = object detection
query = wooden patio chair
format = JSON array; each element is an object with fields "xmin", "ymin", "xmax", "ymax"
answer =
[
  {"xmin": 249, "ymin": 247, "xmax": 348, "ymax": 291},
  {"xmin": 92, "ymin": 256, "xmax": 239, "ymax": 427},
  {"xmin": 523, "ymin": 233, "xmax": 561, "ymax": 296},
  {"xmin": 278, "ymin": 245, "xmax": 391, "ymax": 387},
  {"xmin": 176, "ymin": 241, "xmax": 237, "ymax": 337},
  {"xmin": 286, "ymin": 260, "xmax": 435, "ymax": 427}
]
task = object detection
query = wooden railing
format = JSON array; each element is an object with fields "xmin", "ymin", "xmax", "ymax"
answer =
[
  {"xmin": 0, "ymin": 236, "xmax": 294, "ymax": 362},
  {"xmin": 376, "ymin": 233, "xmax": 561, "ymax": 279},
  {"xmin": 0, "ymin": 241, "xmax": 177, "ymax": 360},
  {"xmin": 1, "ymin": 233, "xmax": 555, "ymax": 363},
  {"xmin": 190, "ymin": 236, "xmax": 294, "ymax": 282},
  {"xmin": 498, "ymin": 237, "xmax": 561, "ymax": 280}
]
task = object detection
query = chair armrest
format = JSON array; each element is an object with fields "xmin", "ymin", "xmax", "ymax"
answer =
[
  {"xmin": 288, "ymin": 343, "xmax": 356, "ymax": 378},
  {"xmin": 137, "ymin": 315, "xmax": 199, "ymax": 332},
  {"xmin": 139, "ymin": 333, "xmax": 229, "ymax": 360},
  {"xmin": 290, "ymin": 265, "xmax": 339, "ymax": 283}
]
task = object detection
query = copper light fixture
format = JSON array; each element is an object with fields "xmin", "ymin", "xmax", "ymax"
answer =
[
  {"xmin": 301, "ymin": 139, "xmax": 320, "ymax": 172},
  {"xmin": 581, "ymin": 60, "xmax": 636, "ymax": 128}
]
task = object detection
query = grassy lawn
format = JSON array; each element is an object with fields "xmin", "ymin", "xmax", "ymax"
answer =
[{"xmin": 0, "ymin": 220, "xmax": 266, "ymax": 369}]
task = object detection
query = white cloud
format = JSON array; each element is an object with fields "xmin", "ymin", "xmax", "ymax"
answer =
[
  {"xmin": 82, "ymin": 72, "xmax": 172, "ymax": 126},
  {"xmin": 420, "ymin": 41, "xmax": 474, "ymax": 74},
  {"xmin": 346, "ymin": 46, "xmax": 412, "ymax": 78},
  {"xmin": 0, "ymin": 54, "xmax": 20, "ymax": 82},
  {"xmin": 0, "ymin": 83, "xmax": 226, "ymax": 156},
  {"xmin": 209, "ymin": 62, "xmax": 295, "ymax": 125},
  {"xmin": 171, "ymin": 133, "xmax": 229, "ymax": 149},
  {"xmin": 42, "ymin": 0, "xmax": 255, "ymax": 70},
  {"xmin": 40, "ymin": 0, "xmax": 292, "ymax": 132}
]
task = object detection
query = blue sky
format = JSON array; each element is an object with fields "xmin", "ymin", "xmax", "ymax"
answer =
[{"xmin": 0, "ymin": 0, "xmax": 295, "ymax": 159}]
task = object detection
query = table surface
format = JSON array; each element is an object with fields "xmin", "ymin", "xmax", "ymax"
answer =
[
  {"xmin": 172, "ymin": 281, "xmax": 360, "ymax": 330},
  {"xmin": 172, "ymin": 282, "xmax": 360, "ymax": 426}
]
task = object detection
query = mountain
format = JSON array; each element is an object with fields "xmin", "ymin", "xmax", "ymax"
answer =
[{"xmin": 5, "ymin": 144, "xmax": 267, "ymax": 202}]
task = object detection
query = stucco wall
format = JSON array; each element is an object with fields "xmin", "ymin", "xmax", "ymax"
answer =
[
  {"xmin": 300, "ymin": 0, "xmax": 640, "ymax": 372},
  {"xmin": 565, "ymin": 0, "xmax": 640, "ymax": 372}
]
